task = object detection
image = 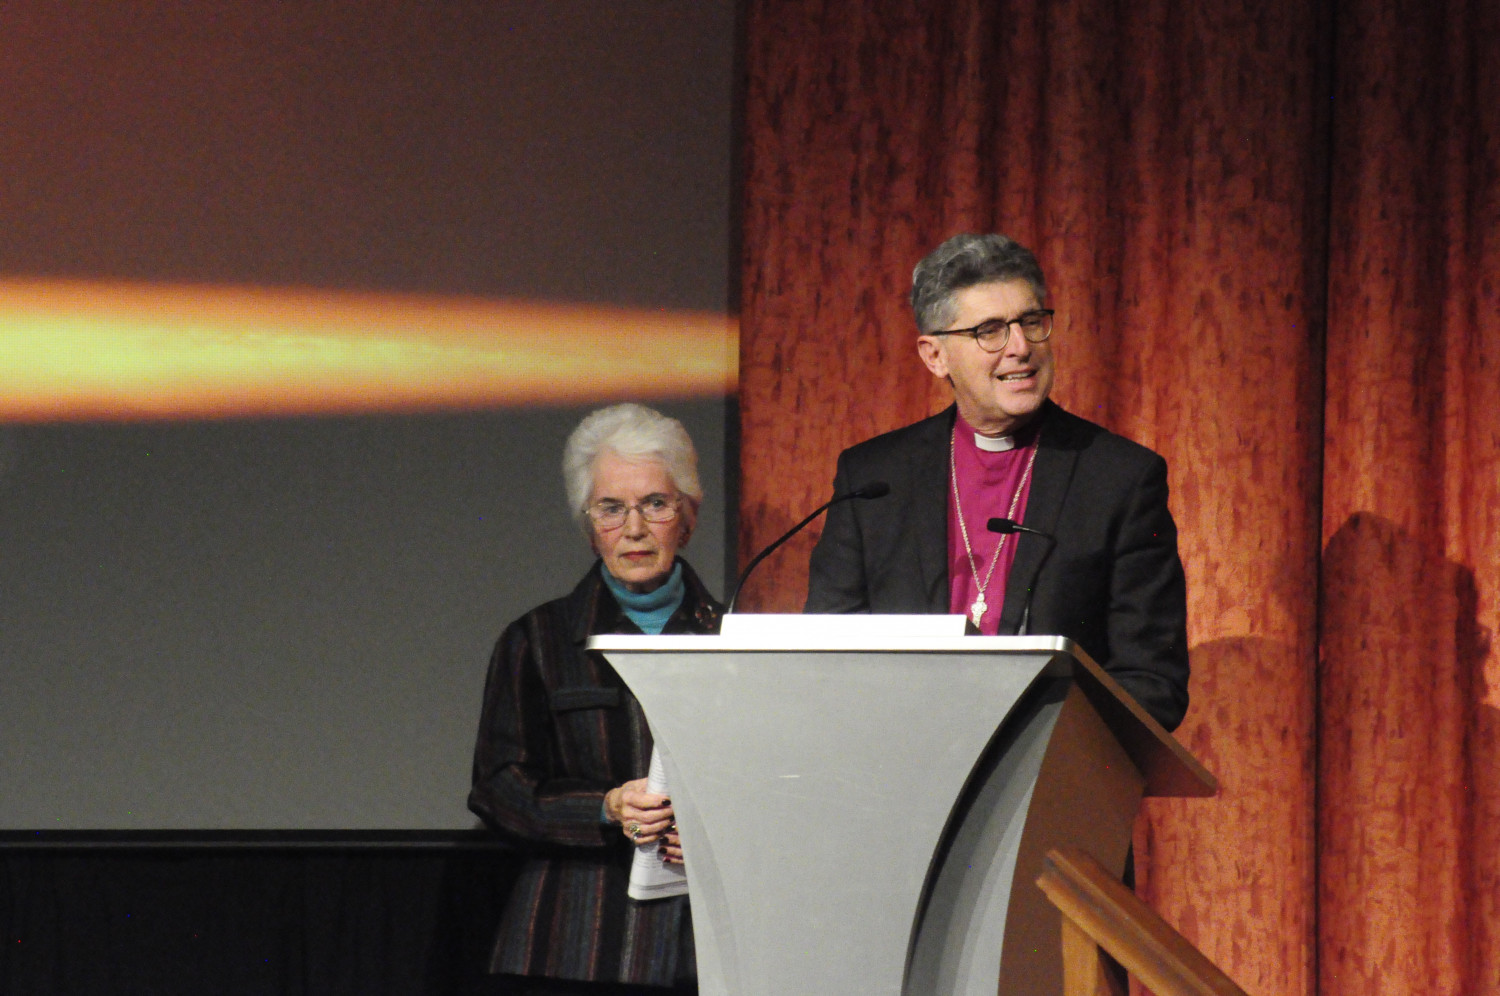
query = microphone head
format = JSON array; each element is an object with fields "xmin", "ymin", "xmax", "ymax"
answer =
[
  {"xmin": 854, "ymin": 481, "xmax": 891, "ymax": 500},
  {"xmin": 987, "ymin": 517, "xmax": 1021, "ymax": 533}
]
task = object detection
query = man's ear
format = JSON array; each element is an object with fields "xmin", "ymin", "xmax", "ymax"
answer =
[{"xmin": 916, "ymin": 335, "xmax": 951, "ymax": 379}]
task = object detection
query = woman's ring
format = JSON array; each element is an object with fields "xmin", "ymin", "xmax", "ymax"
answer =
[{"xmin": 625, "ymin": 821, "xmax": 642, "ymax": 838}]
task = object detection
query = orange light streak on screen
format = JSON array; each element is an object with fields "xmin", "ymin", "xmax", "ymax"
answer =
[{"xmin": 0, "ymin": 279, "xmax": 739, "ymax": 422}]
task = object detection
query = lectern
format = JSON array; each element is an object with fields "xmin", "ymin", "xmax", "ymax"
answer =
[{"xmin": 589, "ymin": 625, "xmax": 1214, "ymax": 996}]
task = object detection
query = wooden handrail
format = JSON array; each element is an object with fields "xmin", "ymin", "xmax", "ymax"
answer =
[{"xmin": 1036, "ymin": 847, "xmax": 1250, "ymax": 996}]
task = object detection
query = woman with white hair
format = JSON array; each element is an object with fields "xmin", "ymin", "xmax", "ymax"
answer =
[{"xmin": 468, "ymin": 402, "xmax": 721, "ymax": 996}]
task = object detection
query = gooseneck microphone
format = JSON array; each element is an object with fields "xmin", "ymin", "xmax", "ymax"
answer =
[
  {"xmin": 726, "ymin": 481, "xmax": 890, "ymax": 613},
  {"xmin": 986, "ymin": 517, "xmax": 1056, "ymax": 634}
]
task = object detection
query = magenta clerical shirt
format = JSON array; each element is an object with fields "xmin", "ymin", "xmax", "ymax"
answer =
[{"xmin": 947, "ymin": 414, "xmax": 1039, "ymax": 635}]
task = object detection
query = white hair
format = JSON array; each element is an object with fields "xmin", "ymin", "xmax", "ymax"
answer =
[{"xmin": 562, "ymin": 403, "xmax": 703, "ymax": 533}]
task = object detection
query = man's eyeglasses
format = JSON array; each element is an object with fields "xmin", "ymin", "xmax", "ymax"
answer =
[
  {"xmin": 928, "ymin": 309, "xmax": 1054, "ymax": 352},
  {"xmin": 586, "ymin": 494, "xmax": 681, "ymax": 530}
]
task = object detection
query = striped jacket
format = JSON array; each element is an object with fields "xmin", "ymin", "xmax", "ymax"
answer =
[{"xmin": 468, "ymin": 559, "xmax": 723, "ymax": 986}]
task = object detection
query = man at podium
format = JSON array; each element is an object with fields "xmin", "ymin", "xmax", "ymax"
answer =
[{"xmin": 805, "ymin": 232, "xmax": 1190, "ymax": 731}]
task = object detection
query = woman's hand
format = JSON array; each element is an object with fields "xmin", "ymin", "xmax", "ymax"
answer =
[
  {"xmin": 657, "ymin": 827, "xmax": 684, "ymax": 865},
  {"xmin": 604, "ymin": 778, "xmax": 673, "ymax": 846}
]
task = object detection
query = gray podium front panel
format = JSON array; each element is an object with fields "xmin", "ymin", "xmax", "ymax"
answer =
[{"xmin": 592, "ymin": 634, "xmax": 1083, "ymax": 996}]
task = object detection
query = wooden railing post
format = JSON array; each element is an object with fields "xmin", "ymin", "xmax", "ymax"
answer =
[
  {"xmin": 1036, "ymin": 847, "xmax": 1250, "ymax": 996},
  {"xmin": 1059, "ymin": 915, "xmax": 1129, "ymax": 996}
]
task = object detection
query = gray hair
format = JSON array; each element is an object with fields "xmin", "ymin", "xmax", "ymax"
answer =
[
  {"xmin": 910, "ymin": 233, "xmax": 1048, "ymax": 333},
  {"xmin": 563, "ymin": 402, "xmax": 703, "ymax": 532}
]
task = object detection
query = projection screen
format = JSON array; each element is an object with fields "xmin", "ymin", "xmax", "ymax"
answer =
[{"xmin": 0, "ymin": 1, "xmax": 738, "ymax": 833}]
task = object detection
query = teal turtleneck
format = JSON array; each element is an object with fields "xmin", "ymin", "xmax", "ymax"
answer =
[{"xmin": 600, "ymin": 561, "xmax": 685, "ymax": 635}]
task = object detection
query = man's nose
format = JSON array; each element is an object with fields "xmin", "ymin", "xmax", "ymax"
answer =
[{"xmin": 1003, "ymin": 322, "xmax": 1032, "ymax": 355}]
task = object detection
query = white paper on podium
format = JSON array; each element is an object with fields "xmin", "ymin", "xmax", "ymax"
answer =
[
  {"xmin": 626, "ymin": 745, "xmax": 688, "ymax": 900},
  {"xmin": 718, "ymin": 613, "xmax": 967, "ymax": 640}
]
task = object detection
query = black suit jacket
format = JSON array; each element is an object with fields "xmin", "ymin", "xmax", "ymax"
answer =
[{"xmin": 805, "ymin": 402, "xmax": 1189, "ymax": 730}]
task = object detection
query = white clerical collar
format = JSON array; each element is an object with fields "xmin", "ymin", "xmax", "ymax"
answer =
[{"xmin": 973, "ymin": 431, "xmax": 1015, "ymax": 452}]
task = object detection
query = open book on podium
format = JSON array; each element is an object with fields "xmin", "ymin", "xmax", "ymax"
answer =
[{"xmin": 589, "ymin": 615, "xmax": 1214, "ymax": 996}]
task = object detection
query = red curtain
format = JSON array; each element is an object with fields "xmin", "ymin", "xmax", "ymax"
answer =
[
  {"xmin": 1319, "ymin": 0, "xmax": 1500, "ymax": 990},
  {"xmin": 738, "ymin": 0, "xmax": 1499, "ymax": 993}
]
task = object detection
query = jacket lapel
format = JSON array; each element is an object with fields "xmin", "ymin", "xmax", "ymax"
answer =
[
  {"xmin": 568, "ymin": 560, "xmax": 614, "ymax": 645},
  {"xmin": 914, "ymin": 408, "xmax": 956, "ymax": 613},
  {"xmin": 999, "ymin": 403, "xmax": 1078, "ymax": 633}
]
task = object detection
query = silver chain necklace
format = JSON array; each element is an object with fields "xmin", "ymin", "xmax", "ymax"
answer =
[{"xmin": 950, "ymin": 428, "xmax": 1039, "ymax": 628}]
